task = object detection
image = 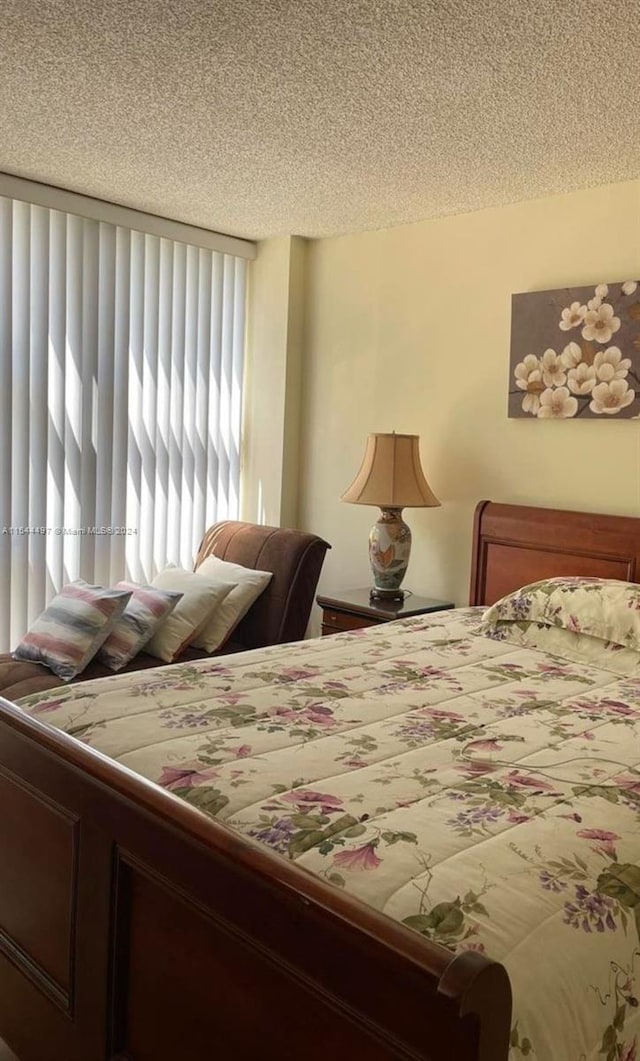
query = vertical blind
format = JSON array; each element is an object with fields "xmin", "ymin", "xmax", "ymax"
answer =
[{"xmin": 0, "ymin": 195, "xmax": 247, "ymax": 651}]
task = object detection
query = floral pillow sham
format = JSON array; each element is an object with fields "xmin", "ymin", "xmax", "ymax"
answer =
[
  {"xmin": 484, "ymin": 617, "xmax": 640, "ymax": 675},
  {"xmin": 481, "ymin": 576, "xmax": 640, "ymax": 652}
]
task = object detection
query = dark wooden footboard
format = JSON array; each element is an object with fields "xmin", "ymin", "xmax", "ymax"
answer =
[{"xmin": 0, "ymin": 696, "xmax": 511, "ymax": 1061}]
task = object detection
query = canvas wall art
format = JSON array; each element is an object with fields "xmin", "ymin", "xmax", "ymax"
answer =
[{"xmin": 509, "ymin": 280, "xmax": 640, "ymax": 418}]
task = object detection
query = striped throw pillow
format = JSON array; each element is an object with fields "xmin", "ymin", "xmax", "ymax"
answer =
[
  {"xmin": 97, "ymin": 582, "xmax": 183, "ymax": 671},
  {"xmin": 12, "ymin": 581, "xmax": 132, "ymax": 681}
]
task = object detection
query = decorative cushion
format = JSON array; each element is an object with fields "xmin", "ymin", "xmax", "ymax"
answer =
[
  {"xmin": 484, "ymin": 617, "xmax": 640, "ymax": 674},
  {"xmin": 481, "ymin": 576, "xmax": 640, "ymax": 651},
  {"xmin": 12, "ymin": 581, "xmax": 132, "ymax": 681},
  {"xmin": 191, "ymin": 557, "xmax": 273, "ymax": 653},
  {"xmin": 96, "ymin": 582, "xmax": 183, "ymax": 671},
  {"xmin": 144, "ymin": 567, "xmax": 236, "ymax": 663}
]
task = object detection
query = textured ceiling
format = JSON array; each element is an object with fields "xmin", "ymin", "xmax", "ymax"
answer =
[{"xmin": 1, "ymin": 0, "xmax": 640, "ymax": 240}]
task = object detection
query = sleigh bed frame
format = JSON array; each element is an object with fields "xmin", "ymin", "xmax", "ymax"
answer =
[{"xmin": 1, "ymin": 500, "xmax": 639, "ymax": 1061}]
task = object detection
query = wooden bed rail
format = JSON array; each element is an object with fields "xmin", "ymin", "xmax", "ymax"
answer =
[{"xmin": 0, "ymin": 696, "xmax": 512, "ymax": 1061}]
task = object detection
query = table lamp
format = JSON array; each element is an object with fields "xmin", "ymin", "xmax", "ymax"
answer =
[{"xmin": 341, "ymin": 432, "xmax": 440, "ymax": 600}]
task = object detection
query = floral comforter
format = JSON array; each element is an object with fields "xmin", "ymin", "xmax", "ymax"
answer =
[{"xmin": 17, "ymin": 609, "xmax": 640, "ymax": 1061}]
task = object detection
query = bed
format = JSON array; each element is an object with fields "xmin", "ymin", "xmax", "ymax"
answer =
[{"xmin": 0, "ymin": 500, "xmax": 639, "ymax": 1061}]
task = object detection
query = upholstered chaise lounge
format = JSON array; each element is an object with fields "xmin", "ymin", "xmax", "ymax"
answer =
[{"xmin": 0, "ymin": 520, "xmax": 330, "ymax": 700}]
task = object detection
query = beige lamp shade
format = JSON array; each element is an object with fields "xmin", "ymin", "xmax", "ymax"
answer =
[{"xmin": 341, "ymin": 433, "xmax": 440, "ymax": 509}]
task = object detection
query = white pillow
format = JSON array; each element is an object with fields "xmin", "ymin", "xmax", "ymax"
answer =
[
  {"xmin": 190, "ymin": 556, "xmax": 273, "ymax": 653},
  {"xmin": 144, "ymin": 567, "xmax": 236, "ymax": 662}
]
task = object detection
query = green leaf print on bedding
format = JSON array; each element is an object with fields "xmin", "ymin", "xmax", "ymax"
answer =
[
  {"xmin": 597, "ymin": 863, "xmax": 640, "ymax": 940},
  {"xmin": 170, "ymin": 785, "xmax": 230, "ymax": 817}
]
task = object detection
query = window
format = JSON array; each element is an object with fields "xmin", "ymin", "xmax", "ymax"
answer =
[{"xmin": 0, "ymin": 192, "xmax": 249, "ymax": 650}]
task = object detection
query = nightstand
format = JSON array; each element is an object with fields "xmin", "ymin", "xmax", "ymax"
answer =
[{"xmin": 316, "ymin": 588, "xmax": 455, "ymax": 636}]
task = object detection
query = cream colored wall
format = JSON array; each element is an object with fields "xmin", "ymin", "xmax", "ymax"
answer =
[
  {"xmin": 241, "ymin": 236, "xmax": 306, "ymax": 527},
  {"xmin": 298, "ymin": 179, "xmax": 640, "ymax": 627}
]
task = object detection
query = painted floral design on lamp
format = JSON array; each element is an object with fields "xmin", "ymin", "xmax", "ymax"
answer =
[{"xmin": 341, "ymin": 433, "xmax": 440, "ymax": 601}]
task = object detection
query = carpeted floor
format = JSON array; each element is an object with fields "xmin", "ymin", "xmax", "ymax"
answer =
[{"xmin": 0, "ymin": 1040, "xmax": 18, "ymax": 1060}]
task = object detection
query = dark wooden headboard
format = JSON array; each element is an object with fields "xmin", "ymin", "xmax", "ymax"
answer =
[{"xmin": 469, "ymin": 500, "xmax": 640, "ymax": 606}]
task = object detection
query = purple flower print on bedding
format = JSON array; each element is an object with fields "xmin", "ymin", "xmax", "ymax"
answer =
[
  {"xmin": 503, "ymin": 770, "xmax": 560, "ymax": 795},
  {"xmin": 379, "ymin": 661, "xmax": 465, "ymax": 693},
  {"xmin": 158, "ymin": 764, "xmax": 221, "ymax": 790},
  {"xmin": 29, "ymin": 697, "xmax": 69, "ymax": 715},
  {"xmin": 614, "ymin": 773, "xmax": 640, "ymax": 797},
  {"xmin": 464, "ymin": 737, "xmax": 504, "ymax": 753},
  {"xmin": 577, "ymin": 828, "xmax": 620, "ymax": 860},
  {"xmin": 245, "ymin": 665, "xmax": 322, "ymax": 685},
  {"xmin": 448, "ymin": 806, "xmax": 503, "ymax": 831},
  {"xmin": 156, "ymin": 760, "xmax": 231, "ymax": 817},
  {"xmin": 275, "ymin": 666, "xmax": 322, "ymax": 683},
  {"xmin": 563, "ymin": 885, "xmax": 618, "ymax": 933},
  {"xmin": 262, "ymin": 701, "xmax": 338, "ymax": 733},
  {"xmin": 332, "ymin": 841, "xmax": 382, "ymax": 872},
  {"xmin": 159, "ymin": 710, "xmax": 214, "ymax": 729},
  {"xmin": 227, "ymin": 743, "xmax": 252, "ymax": 758},
  {"xmin": 455, "ymin": 760, "xmax": 499, "ymax": 779},
  {"xmin": 249, "ymin": 817, "xmax": 298, "ymax": 854},
  {"xmin": 508, "ymin": 593, "xmax": 535, "ymax": 620},
  {"xmin": 539, "ymin": 869, "xmax": 568, "ymax": 892},
  {"xmin": 568, "ymin": 696, "xmax": 640, "ymax": 721},
  {"xmin": 280, "ymin": 789, "xmax": 344, "ymax": 815}
]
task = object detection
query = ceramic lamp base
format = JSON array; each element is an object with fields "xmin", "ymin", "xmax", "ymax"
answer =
[{"xmin": 368, "ymin": 507, "xmax": 411, "ymax": 597}]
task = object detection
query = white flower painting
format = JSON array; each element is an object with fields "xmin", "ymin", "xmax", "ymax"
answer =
[{"xmin": 509, "ymin": 281, "xmax": 640, "ymax": 419}]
